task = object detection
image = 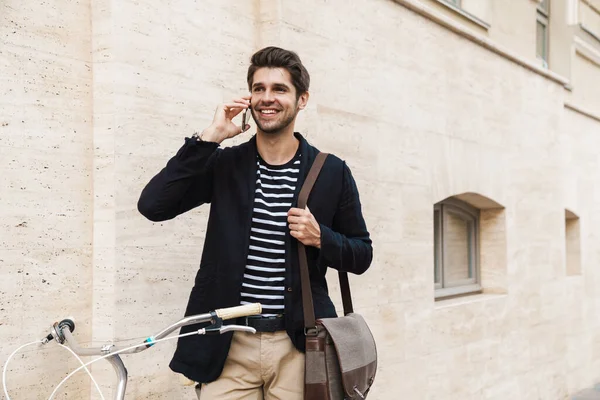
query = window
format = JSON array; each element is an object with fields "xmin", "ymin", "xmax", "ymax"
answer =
[
  {"xmin": 445, "ymin": 0, "xmax": 461, "ymax": 6},
  {"xmin": 565, "ymin": 210, "xmax": 581, "ymax": 276},
  {"xmin": 536, "ymin": 0, "xmax": 550, "ymax": 67},
  {"xmin": 434, "ymin": 198, "xmax": 480, "ymax": 298}
]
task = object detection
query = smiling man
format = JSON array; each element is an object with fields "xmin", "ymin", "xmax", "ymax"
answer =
[{"xmin": 137, "ymin": 46, "xmax": 373, "ymax": 399}]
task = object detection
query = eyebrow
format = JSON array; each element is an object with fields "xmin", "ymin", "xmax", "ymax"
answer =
[{"xmin": 252, "ymin": 82, "xmax": 291, "ymax": 90}]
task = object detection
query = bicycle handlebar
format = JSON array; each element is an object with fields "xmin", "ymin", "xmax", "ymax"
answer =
[
  {"xmin": 27, "ymin": 304, "xmax": 264, "ymax": 400},
  {"xmin": 49, "ymin": 303, "xmax": 263, "ymax": 356}
]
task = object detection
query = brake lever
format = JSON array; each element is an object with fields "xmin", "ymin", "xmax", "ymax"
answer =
[
  {"xmin": 220, "ymin": 325, "xmax": 256, "ymax": 334},
  {"xmin": 197, "ymin": 325, "xmax": 256, "ymax": 335}
]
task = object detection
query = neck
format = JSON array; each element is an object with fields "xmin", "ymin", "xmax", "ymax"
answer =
[{"xmin": 256, "ymin": 129, "xmax": 299, "ymax": 165}]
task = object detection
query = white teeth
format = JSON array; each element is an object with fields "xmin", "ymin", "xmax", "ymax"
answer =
[{"xmin": 261, "ymin": 110, "xmax": 277, "ymax": 114}]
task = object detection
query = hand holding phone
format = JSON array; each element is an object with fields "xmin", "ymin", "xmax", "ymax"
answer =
[{"xmin": 200, "ymin": 95, "xmax": 251, "ymax": 143}]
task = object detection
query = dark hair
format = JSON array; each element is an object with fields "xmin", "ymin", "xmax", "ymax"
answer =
[{"xmin": 247, "ymin": 46, "xmax": 310, "ymax": 98}]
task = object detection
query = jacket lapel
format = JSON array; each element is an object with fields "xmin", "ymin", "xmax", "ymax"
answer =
[{"xmin": 245, "ymin": 135, "xmax": 259, "ymax": 210}]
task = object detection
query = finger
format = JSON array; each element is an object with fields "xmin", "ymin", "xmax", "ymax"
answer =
[
  {"xmin": 289, "ymin": 223, "xmax": 304, "ymax": 231},
  {"xmin": 287, "ymin": 215, "xmax": 304, "ymax": 224},
  {"xmin": 291, "ymin": 217, "xmax": 310, "ymax": 226},
  {"xmin": 229, "ymin": 101, "xmax": 250, "ymax": 110},
  {"xmin": 287, "ymin": 207, "xmax": 306, "ymax": 216},
  {"xmin": 223, "ymin": 103, "xmax": 249, "ymax": 111},
  {"xmin": 234, "ymin": 97, "xmax": 251, "ymax": 105},
  {"xmin": 222, "ymin": 105, "xmax": 246, "ymax": 119}
]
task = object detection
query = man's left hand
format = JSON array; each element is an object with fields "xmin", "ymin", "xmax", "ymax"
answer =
[{"xmin": 288, "ymin": 207, "xmax": 321, "ymax": 248}]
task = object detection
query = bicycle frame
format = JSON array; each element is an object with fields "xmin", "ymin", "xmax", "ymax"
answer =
[{"xmin": 45, "ymin": 304, "xmax": 261, "ymax": 400}]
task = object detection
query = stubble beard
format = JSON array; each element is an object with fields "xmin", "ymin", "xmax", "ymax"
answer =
[{"xmin": 251, "ymin": 103, "xmax": 299, "ymax": 135}]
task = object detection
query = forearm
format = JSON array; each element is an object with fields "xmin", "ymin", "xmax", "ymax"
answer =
[
  {"xmin": 317, "ymin": 224, "xmax": 373, "ymax": 275},
  {"xmin": 316, "ymin": 161, "xmax": 373, "ymax": 274},
  {"xmin": 137, "ymin": 138, "xmax": 219, "ymax": 221}
]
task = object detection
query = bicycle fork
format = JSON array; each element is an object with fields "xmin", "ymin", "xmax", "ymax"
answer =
[{"xmin": 103, "ymin": 347, "xmax": 127, "ymax": 400}]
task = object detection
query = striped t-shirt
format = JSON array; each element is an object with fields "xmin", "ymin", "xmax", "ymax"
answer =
[{"xmin": 239, "ymin": 152, "xmax": 301, "ymax": 317}]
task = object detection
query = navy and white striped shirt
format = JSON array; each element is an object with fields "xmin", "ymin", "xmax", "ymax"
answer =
[{"xmin": 240, "ymin": 152, "xmax": 301, "ymax": 317}]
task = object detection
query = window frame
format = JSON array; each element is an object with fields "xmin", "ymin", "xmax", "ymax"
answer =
[
  {"xmin": 444, "ymin": 0, "xmax": 462, "ymax": 7},
  {"xmin": 536, "ymin": 0, "xmax": 550, "ymax": 65},
  {"xmin": 434, "ymin": 198, "xmax": 481, "ymax": 299},
  {"xmin": 538, "ymin": 0, "xmax": 549, "ymax": 16},
  {"xmin": 565, "ymin": 209, "xmax": 582, "ymax": 276}
]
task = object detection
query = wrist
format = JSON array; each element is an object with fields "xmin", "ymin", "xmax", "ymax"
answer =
[
  {"xmin": 200, "ymin": 126, "xmax": 224, "ymax": 144},
  {"xmin": 315, "ymin": 224, "xmax": 321, "ymax": 248}
]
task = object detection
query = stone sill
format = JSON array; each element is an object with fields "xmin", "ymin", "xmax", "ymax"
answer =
[
  {"xmin": 580, "ymin": 24, "xmax": 600, "ymax": 47},
  {"xmin": 435, "ymin": 283, "xmax": 481, "ymax": 300},
  {"xmin": 433, "ymin": 0, "xmax": 490, "ymax": 30},
  {"xmin": 574, "ymin": 35, "xmax": 600, "ymax": 68},
  {"xmin": 564, "ymin": 102, "xmax": 600, "ymax": 123},
  {"xmin": 392, "ymin": 0, "xmax": 570, "ymax": 87},
  {"xmin": 435, "ymin": 292, "xmax": 507, "ymax": 309},
  {"xmin": 581, "ymin": 0, "xmax": 600, "ymax": 16}
]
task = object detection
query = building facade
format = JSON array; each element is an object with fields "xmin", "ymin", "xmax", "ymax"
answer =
[{"xmin": 1, "ymin": 0, "xmax": 600, "ymax": 398}]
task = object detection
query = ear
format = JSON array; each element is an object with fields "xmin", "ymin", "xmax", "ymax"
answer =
[{"xmin": 297, "ymin": 91, "xmax": 310, "ymax": 110}]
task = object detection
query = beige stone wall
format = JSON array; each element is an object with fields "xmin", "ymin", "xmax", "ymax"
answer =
[
  {"xmin": 290, "ymin": 1, "xmax": 598, "ymax": 398},
  {"xmin": 560, "ymin": 107, "xmax": 600, "ymax": 394},
  {"xmin": 88, "ymin": 1, "xmax": 257, "ymax": 398},
  {"xmin": 570, "ymin": 52, "xmax": 600, "ymax": 111},
  {"xmin": 0, "ymin": 0, "xmax": 94, "ymax": 398},
  {"xmin": 580, "ymin": 0, "xmax": 600, "ymax": 37},
  {"xmin": 2, "ymin": 0, "xmax": 600, "ymax": 399}
]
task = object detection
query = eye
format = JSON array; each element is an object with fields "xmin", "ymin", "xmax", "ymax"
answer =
[{"xmin": 253, "ymin": 87, "xmax": 264, "ymax": 92}]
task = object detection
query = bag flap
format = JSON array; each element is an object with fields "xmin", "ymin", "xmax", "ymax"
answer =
[{"xmin": 318, "ymin": 313, "xmax": 377, "ymax": 398}]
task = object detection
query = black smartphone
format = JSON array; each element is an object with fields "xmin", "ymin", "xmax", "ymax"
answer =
[{"xmin": 242, "ymin": 103, "xmax": 251, "ymax": 132}]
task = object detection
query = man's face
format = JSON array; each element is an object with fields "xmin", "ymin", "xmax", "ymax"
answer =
[{"xmin": 249, "ymin": 67, "xmax": 307, "ymax": 135}]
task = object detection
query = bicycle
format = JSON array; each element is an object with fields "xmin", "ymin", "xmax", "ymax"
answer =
[{"xmin": 3, "ymin": 303, "xmax": 262, "ymax": 400}]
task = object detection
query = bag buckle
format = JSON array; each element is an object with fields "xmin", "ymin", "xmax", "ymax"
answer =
[
  {"xmin": 304, "ymin": 326, "xmax": 318, "ymax": 337},
  {"xmin": 353, "ymin": 386, "xmax": 365, "ymax": 399}
]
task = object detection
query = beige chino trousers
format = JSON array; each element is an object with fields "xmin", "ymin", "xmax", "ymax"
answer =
[{"xmin": 195, "ymin": 330, "xmax": 304, "ymax": 400}]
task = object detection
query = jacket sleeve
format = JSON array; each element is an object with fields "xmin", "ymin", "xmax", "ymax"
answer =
[
  {"xmin": 137, "ymin": 138, "xmax": 221, "ymax": 222},
  {"xmin": 317, "ymin": 162, "xmax": 373, "ymax": 275}
]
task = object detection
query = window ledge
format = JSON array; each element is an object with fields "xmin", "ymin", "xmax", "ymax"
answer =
[
  {"xmin": 392, "ymin": 0, "xmax": 570, "ymax": 87},
  {"xmin": 564, "ymin": 102, "xmax": 600, "ymax": 123},
  {"xmin": 433, "ymin": 0, "xmax": 490, "ymax": 31},
  {"xmin": 435, "ymin": 292, "xmax": 507, "ymax": 309},
  {"xmin": 581, "ymin": 0, "xmax": 600, "ymax": 16},
  {"xmin": 435, "ymin": 284, "xmax": 481, "ymax": 300},
  {"xmin": 574, "ymin": 35, "xmax": 600, "ymax": 68},
  {"xmin": 580, "ymin": 24, "xmax": 600, "ymax": 47}
]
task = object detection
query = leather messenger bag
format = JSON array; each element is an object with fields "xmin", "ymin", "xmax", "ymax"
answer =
[{"xmin": 297, "ymin": 152, "xmax": 377, "ymax": 400}]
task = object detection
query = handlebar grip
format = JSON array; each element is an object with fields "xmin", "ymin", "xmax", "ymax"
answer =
[
  {"xmin": 215, "ymin": 303, "xmax": 262, "ymax": 321},
  {"xmin": 59, "ymin": 318, "xmax": 75, "ymax": 333}
]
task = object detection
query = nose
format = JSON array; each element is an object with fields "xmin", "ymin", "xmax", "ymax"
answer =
[{"xmin": 262, "ymin": 89, "xmax": 275, "ymax": 103}]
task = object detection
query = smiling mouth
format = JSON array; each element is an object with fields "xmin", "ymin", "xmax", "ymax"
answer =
[{"xmin": 258, "ymin": 109, "xmax": 280, "ymax": 117}]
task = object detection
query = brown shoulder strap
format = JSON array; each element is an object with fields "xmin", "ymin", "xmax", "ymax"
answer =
[
  {"xmin": 297, "ymin": 153, "xmax": 354, "ymax": 330},
  {"xmin": 297, "ymin": 152, "xmax": 328, "ymax": 210}
]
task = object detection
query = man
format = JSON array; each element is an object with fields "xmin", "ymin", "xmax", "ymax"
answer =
[{"xmin": 137, "ymin": 46, "xmax": 373, "ymax": 399}]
